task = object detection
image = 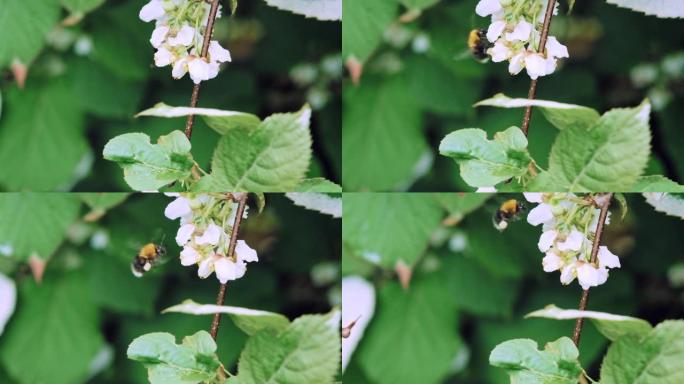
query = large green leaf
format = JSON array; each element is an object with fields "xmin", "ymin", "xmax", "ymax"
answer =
[
  {"xmin": 293, "ymin": 178, "xmax": 342, "ymax": 192},
  {"xmin": 0, "ymin": 272, "xmax": 103, "ymax": 384},
  {"xmin": 0, "ymin": 0, "xmax": 60, "ymax": 66},
  {"xmin": 542, "ymin": 101, "xmax": 652, "ymax": 191},
  {"xmin": 263, "ymin": 0, "xmax": 341, "ymax": 20},
  {"xmin": 489, "ymin": 337, "xmax": 583, "ymax": 383},
  {"xmin": 633, "ymin": 176, "xmax": 684, "ymax": 192},
  {"xmin": 600, "ymin": 320, "xmax": 684, "ymax": 383},
  {"xmin": 61, "ymin": 0, "xmax": 106, "ymax": 13},
  {"xmin": 343, "ymin": 76, "xmax": 427, "ymax": 191},
  {"xmin": 434, "ymin": 193, "xmax": 491, "ymax": 220},
  {"xmin": 343, "ymin": 193, "xmax": 444, "ymax": 267},
  {"xmin": 162, "ymin": 300, "xmax": 291, "ymax": 336},
  {"xmin": 342, "ymin": 0, "xmax": 397, "ymax": 62},
  {"xmin": 196, "ymin": 106, "xmax": 312, "ymax": 192},
  {"xmin": 127, "ymin": 331, "xmax": 221, "ymax": 384},
  {"xmin": 643, "ymin": 192, "xmax": 684, "ymax": 219},
  {"xmin": 358, "ymin": 274, "xmax": 462, "ymax": 384},
  {"xmin": 103, "ymin": 130, "xmax": 195, "ymax": 191},
  {"xmin": 526, "ymin": 305, "xmax": 653, "ymax": 341},
  {"xmin": 0, "ymin": 193, "xmax": 81, "ymax": 261},
  {"xmin": 0, "ymin": 80, "xmax": 88, "ymax": 191},
  {"xmin": 605, "ymin": 0, "xmax": 684, "ymax": 18},
  {"xmin": 439, "ymin": 127, "xmax": 532, "ymax": 187},
  {"xmin": 136, "ymin": 103, "xmax": 261, "ymax": 136},
  {"xmin": 228, "ymin": 311, "xmax": 340, "ymax": 384},
  {"xmin": 78, "ymin": 193, "xmax": 130, "ymax": 212}
]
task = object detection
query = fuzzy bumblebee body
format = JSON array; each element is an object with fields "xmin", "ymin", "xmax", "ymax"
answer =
[
  {"xmin": 493, "ymin": 199, "xmax": 525, "ymax": 231},
  {"xmin": 131, "ymin": 243, "xmax": 166, "ymax": 277},
  {"xmin": 468, "ymin": 29, "xmax": 493, "ymax": 62}
]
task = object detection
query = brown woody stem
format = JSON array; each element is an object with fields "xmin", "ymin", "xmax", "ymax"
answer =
[
  {"xmin": 184, "ymin": 0, "xmax": 221, "ymax": 139},
  {"xmin": 571, "ymin": 193, "xmax": 614, "ymax": 347}
]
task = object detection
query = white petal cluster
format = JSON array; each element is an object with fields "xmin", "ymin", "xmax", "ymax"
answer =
[
  {"xmin": 524, "ymin": 193, "xmax": 620, "ymax": 290},
  {"xmin": 476, "ymin": 0, "xmax": 568, "ymax": 79},
  {"xmin": 165, "ymin": 193, "xmax": 257, "ymax": 283},
  {"xmin": 140, "ymin": 0, "xmax": 232, "ymax": 84}
]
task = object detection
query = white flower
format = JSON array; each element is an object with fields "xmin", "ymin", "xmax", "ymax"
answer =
[
  {"xmin": 528, "ymin": 203, "xmax": 554, "ymax": 226},
  {"xmin": 577, "ymin": 262, "xmax": 600, "ymax": 290},
  {"xmin": 542, "ymin": 251, "xmax": 562, "ymax": 272},
  {"xmin": 154, "ymin": 47, "xmax": 174, "ymax": 67},
  {"xmin": 598, "ymin": 246, "xmax": 621, "ymax": 269},
  {"xmin": 524, "ymin": 52, "xmax": 550, "ymax": 80},
  {"xmin": 165, "ymin": 196, "xmax": 192, "ymax": 220},
  {"xmin": 172, "ymin": 56, "xmax": 189, "ymax": 79},
  {"xmin": 188, "ymin": 57, "xmax": 211, "ymax": 84},
  {"xmin": 180, "ymin": 246, "xmax": 200, "ymax": 266},
  {"xmin": 150, "ymin": 26, "xmax": 169, "ymax": 48},
  {"xmin": 524, "ymin": 193, "xmax": 544, "ymax": 203},
  {"xmin": 169, "ymin": 25, "xmax": 195, "ymax": 47},
  {"xmin": 560, "ymin": 262, "xmax": 576, "ymax": 284},
  {"xmin": 508, "ymin": 52, "xmax": 525, "ymax": 75},
  {"xmin": 213, "ymin": 240, "xmax": 258, "ymax": 283},
  {"xmin": 546, "ymin": 36, "xmax": 569, "ymax": 59},
  {"xmin": 176, "ymin": 223, "xmax": 195, "ymax": 246},
  {"xmin": 209, "ymin": 41, "xmax": 231, "ymax": 63},
  {"xmin": 557, "ymin": 229, "xmax": 585, "ymax": 252},
  {"xmin": 196, "ymin": 223, "xmax": 222, "ymax": 245},
  {"xmin": 197, "ymin": 256, "xmax": 215, "ymax": 278},
  {"xmin": 0, "ymin": 273, "xmax": 16, "ymax": 336},
  {"xmin": 486, "ymin": 20, "xmax": 506, "ymax": 42},
  {"xmin": 139, "ymin": 0, "xmax": 165, "ymax": 22},
  {"xmin": 489, "ymin": 41, "xmax": 511, "ymax": 62},
  {"xmin": 476, "ymin": 0, "xmax": 503, "ymax": 17},
  {"xmin": 538, "ymin": 230, "xmax": 557, "ymax": 252},
  {"xmin": 236, "ymin": 240, "xmax": 258, "ymax": 262},
  {"xmin": 596, "ymin": 267, "xmax": 609, "ymax": 285},
  {"xmin": 506, "ymin": 20, "xmax": 532, "ymax": 42}
]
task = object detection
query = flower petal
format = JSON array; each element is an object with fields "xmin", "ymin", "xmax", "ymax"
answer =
[
  {"xmin": 486, "ymin": 21, "xmax": 506, "ymax": 42},
  {"xmin": 165, "ymin": 196, "xmax": 192, "ymax": 219},
  {"xmin": 139, "ymin": 0, "xmax": 165, "ymax": 22},
  {"xmin": 209, "ymin": 41, "xmax": 231, "ymax": 63},
  {"xmin": 598, "ymin": 246, "xmax": 621, "ymax": 269},
  {"xmin": 538, "ymin": 230, "xmax": 558, "ymax": 252},
  {"xmin": 506, "ymin": 20, "xmax": 532, "ymax": 42},
  {"xmin": 180, "ymin": 246, "xmax": 200, "ymax": 266},
  {"xmin": 176, "ymin": 223, "xmax": 195, "ymax": 246},
  {"xmin": 214, "ymin": 257, "xmax": 246, "ymax": 283},
  {"xmin": 169, "ymin": 25, "xmax": 195, "ymax": 47},
  {"xmin": 235, "ymin": 240, "xmax": 258, "ymax": 263},
  {"xmin": 523, "ymin": 192, "xmax": 543, "ymax": 203},
  {"xmin": 475, "ymin": 0, "xmax": 503, "ymax": 17},
  {"xmin": 527, "ymin": 203, "xmax": 554, "ymax": 226},
  {"xmin": 577, "ymin": 263, "xmax": 599, "ymax": 290},
  {"xmin": 196, "ymin": 223, "xmax": 222, "ymax": 245},
  {"xmin": 557, "ymin": 229, "xmax": 584, "ymax": 252},
  {"xmin": 542, "ymin": 251, "xmax": 562, "ymax": 272},
  {"xmin": 150, "ymin": 26, "xmax": 169, "ymax": 48}
]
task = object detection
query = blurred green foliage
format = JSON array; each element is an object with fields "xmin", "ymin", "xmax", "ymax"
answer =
[
  {"xmin": 342, "ymin": 0, "xmax": 684, "ymax": 191},
  {"xmin": 0, "ymin": 0, "xmax": 341, "ymax": 191},
  {"xmin": 0, "ymin": 193, "xmax": 341, "ymax": 384},
  {"xmin": 342, "ymin": 193, "xmax": 684, "ymax": 384}
]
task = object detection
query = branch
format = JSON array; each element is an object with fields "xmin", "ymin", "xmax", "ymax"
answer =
[
  {"xmin": 571, "ymin": 193, "xmax": 614, "ymax": 346},
  {"xmin": 209, "ymin": 193, "xmax": 249, "ymax": 340},
  {"xmin": 520, "ymin": 0, "xmax": 558, "ymax": 136},
  {"xmin": 184, "ymin": 0, "xmax": 222, "ymax": 139}
]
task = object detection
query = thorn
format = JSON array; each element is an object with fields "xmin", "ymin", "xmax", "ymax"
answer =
[
  {"xmin": 62, "ymin": 12, "xmax": 84, "ymax": 26},
  {"xmin": 398, "ymin": 9, "xmax": 421, "ymax": 23},
  {"xmin": 11, "ymin": 59, "xmax": 27, "ymax": 89},
  {"xmin": 395, "ymin": 260, "xmax": 413, "ymax": 290},
  {"xmin": 342, "ymin": 315, "xmax": 361, "ymax": 339},
  {"xmin": 83, "ymin": 209, "xmax": 105, "ymax": 222},
  {"xmin": 345, "ymin": 57, "xmax": 363, "ymax": 85},
  {"xmin": 28, "ymin": 253, "xmax": 46, "ymax": 283}
]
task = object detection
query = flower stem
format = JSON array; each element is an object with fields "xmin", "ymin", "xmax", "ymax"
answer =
[
  {"xmin": 184, "ymin": 0, "xmax": 222, "ymax": 139},
  {"xmin": 209, "ymin": 193, "xmax": 248, "ymax": 340},
  {"xmin": 520, "ymin": 0, "xmax": 557, "ymax": 136},
  {"xmin": 571, "ymin": 193, "xmax": 613, "ymax": 346}
]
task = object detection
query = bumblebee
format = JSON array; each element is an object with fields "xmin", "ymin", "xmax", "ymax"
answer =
[
  {"xmin": 131, "ymin": 243, "xmax": 166, "ymax": 277},
  {"xmin": 493, "ymin": 199, "xmax": 525, "ymax": 231},
  {"xmin": 468, "ymin": 28, "xmax": 494, "ymax": 62}
]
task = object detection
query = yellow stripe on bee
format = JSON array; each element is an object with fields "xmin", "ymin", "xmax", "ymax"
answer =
[
  {"xmin": 138, "ymin": 243, "xmax": 158, "ymax": 259},
  {"xmin": 500, "ymin": 199, "xmax": 520, "ymax": 214}
]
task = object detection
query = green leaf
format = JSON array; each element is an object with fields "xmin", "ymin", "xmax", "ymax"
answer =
[
  {"xmin": 0, "ymin": 80, "xmax": 88, "ymax": 191},
  {"xmin": 434, "ymin": 193, "xmax": 491, "ymax": 221},
  {"xmin": 228, "ymin": 310, "xmax": 340, "ymax": 384},
  {"xmin": 343, "ymin": 76, "xmax": 427, "ymax": 191},
  {"xmin": 285, "ymin": 192, "xmax": 342, "ymax": 218},
  {"xmin": 489, "ymin": 337, "xmax": 583, "ymax": 383},
  {"xmin": 600, "ymin": 320, "xmax": 684, "ymax": 383},
  {"xmin": 643, "ymin": 192, "xmax": 684, "ymax": 219},
  {"xmin": 633, "ymin": 175, "xmax": 684, "ymax": 192},
  {"xmin": 342, "ymin": 0, "xmax": 397, "ymax": 62},
  {"xmin": 605, "ymin": 0, "xmax": 684, "ymax": 18},
  {"xmin": 358, "ymin": 274, "xmax": 462, "ymax": 384},
  {"xmin": 0, "ymin": 272, "xmax": 103, "ymax": 384},
  {"xmin": 162, "ymin": 299, "xmax": 291, "ymax": 336},
  {"xmin": 525, "ymin": 305, "xmax": 653, "ymax": 341},
  {"xmin": 400, "ymin": 0, "xmax": 441, "ymax": 11},
  {"xmin": 0, "ymin": 0, "xmax": 60, "ymax": 66},
  {"xmin": 78, "ymin": 193, "xmax": 130, "ymax": 211},
  {"xmin": 61, "ymin": 0, "xmax": 106, "ymax": 13},
  {"xmin": 103, "ymin": 130, "xmax": 195, "ymax": 191},
  {"xmin": 343, "ymin": 193, "xmax": 443, "ymax": 267},
  {"xmin": 197, "ymin": 106, "xmax": 312, "ymax": 192},
  {"xmin": 475, "ymin": 93, "xmax": 601, "ymax": 131},
  {"xmin": 439, "ymin": 127, "xmax": 532, "ymax": 187},
  {"xmin": 0, "ymin": 193, "xmax": 81, "ymax": 260},
  {"xmin": 263, "ymin": 0, "xmax": 341, "ymax": 21},
  {"xmin": 127, "ymin": 331, "xmax": 221, "ymax": 384},
  {"xmin": 136, "ymin": 103, "xmax": 261, "ymax": 135},
  {"xmin": 544, "ymin": 100, "xmax": 652, "ymax": 191},
  {"xmin": 294, "ymin": 178, "xmax": 342, "ymax": 192}
]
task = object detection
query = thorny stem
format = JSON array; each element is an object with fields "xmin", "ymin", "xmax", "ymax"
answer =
[
  {"xmin": 184, "ymin": 0, "xmax": 222, "ymax": 139},
  {"xmin": 571, "ymin": 193, "xmax": 614, "ymax": 347},
  {"xmin": 520, "ymin": 0, "xmax": 557, "ymax": 136},
  {"xmin": 209, "ymin": 193, "xmax": 249, "ymax": 340}
]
